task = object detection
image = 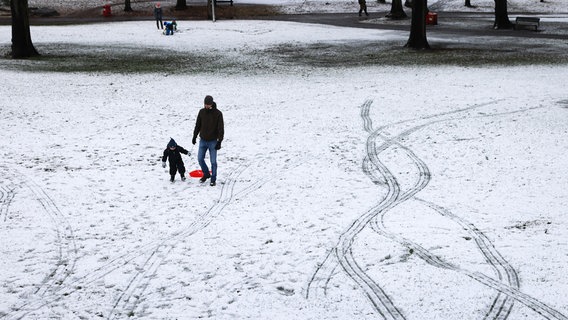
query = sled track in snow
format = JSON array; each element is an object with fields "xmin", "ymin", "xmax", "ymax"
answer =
[
  {"xmin": 0, "ymin": 167, "xmax": 79, "ymax": 320},
  {"xmin": 1, "ymin": 162, "xmax": 249, "ymax": 319},
  {"xmin": 108, "ymin": 159, "xmax": 299, "ymax": 318},
  {"xmin": 2, "ymin": 159, "xmax": 288, "ymax": 319},
  {"xmin": 0, "ymin": 184, "xmax": 16, "ymax": 223},
  {"xmin": 107, "ymin": 162, "xmax": 250, "ymax": 319}
]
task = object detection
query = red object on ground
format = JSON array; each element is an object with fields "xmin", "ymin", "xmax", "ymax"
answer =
[
  {"xmin": 102, "ymin": 4, "xmax": 112, "ymax": 17},
  {"xmin": 189, "ymin": 170, "xmax": 203, "ymax": 177},
  {"xmin": 426, "ymin": 12, "xmax": 438, "ymax": 25},
  {"xmin": 189, "ymin": 170, "xmax": 211, "ymax": 178}
]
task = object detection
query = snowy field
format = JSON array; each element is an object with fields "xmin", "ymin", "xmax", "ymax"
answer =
[
  {"xmin": 2, "ymin": 0, "xmax": 568, "ymax": 319},
  {"xmin": 20, "ymin": 0, "xmax": 568, "ymax": 14}
]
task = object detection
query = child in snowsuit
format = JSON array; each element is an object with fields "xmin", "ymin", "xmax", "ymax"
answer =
[
  {"xmin": 162, "ymin": 138, "xmax": 188, "ymax": 182},
  {"xmin": 164, "ymin": 21, "xmax": 174, "ymax": 35}
]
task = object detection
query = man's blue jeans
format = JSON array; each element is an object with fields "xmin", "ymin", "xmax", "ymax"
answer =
[{"xmin": 197, "ymin": 139, "xmax": 217, "ymax": 181}]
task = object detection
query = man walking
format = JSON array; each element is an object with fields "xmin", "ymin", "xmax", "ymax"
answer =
[
  {"xmin": 154, "ymin": 2, "xmax": 163, "ymax": 29},
  {"xmin": 192, "ymin": 95, "xmax": 224, "ymax": 186},
  {"xmin": 358, "ymin": 0, "xmax": 369, "ymax": 16}
]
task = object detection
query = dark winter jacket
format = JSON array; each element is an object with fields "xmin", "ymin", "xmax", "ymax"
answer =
[
  {"xmin": 154, "ymin": 7, "xmax": 163, "ymax": 19},
  {"xmin": 162, "ymin": 146, "xmax": 188, "ymax": 164},
  {"xmin": 193, "ymin": 102, "xmax": 224, "ymax": 142}
]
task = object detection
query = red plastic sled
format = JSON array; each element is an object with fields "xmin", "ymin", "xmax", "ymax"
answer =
[{"xmin": 189, "ymin": 170, "xmax": 211, "ymax": 178}]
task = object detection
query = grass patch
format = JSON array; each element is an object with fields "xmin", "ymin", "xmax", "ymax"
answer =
[
  {"xmin": 0, "ymin": 44, "xmax": 239, "ymax": 74},
  {"xmin": 263, "ymin": 40, "xmax": 568, "ymax": 67},
  {"xmin": 2, "ymin": 36, "xmax": 567, "ymax": 75}
]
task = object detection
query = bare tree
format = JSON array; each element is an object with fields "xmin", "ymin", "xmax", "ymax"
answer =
[
  {"xmin": 386, "ymin": 0, "xmax": 407, "ymax": 19},
  {"xmin": 405, "ymin": 0, "xmax": 429, "ymax": 49},
  {"xmin": 175, "ymin": 0, "xmax": 187, "ymax": 10},
  {"xmin": 10, "ymin": 0, "xmax": 38, "ymax": 58},
  {"xmin": 124, "ymin": 0, "xmax": 133, "ymax": 12},
  {"xmin": 493, "ymin": 0, "xmax": 512, "ymax": 29},
  {"xmin": 465, "ymin": 0, "xmax": 473, "ymax": 7}
]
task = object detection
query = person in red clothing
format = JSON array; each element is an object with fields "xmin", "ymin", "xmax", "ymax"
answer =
[{"xmin": 192, "ymin": 95, "xmax": 224, "ymax": 186}]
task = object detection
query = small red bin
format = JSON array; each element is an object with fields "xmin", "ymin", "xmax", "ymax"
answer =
[
  {"xmin": 102, "ymin": 4, "xmax": 112, "ymax": 17},
  {"xmin": 426, "ymin": 12, "xmax": 438, "ymax": 25}
]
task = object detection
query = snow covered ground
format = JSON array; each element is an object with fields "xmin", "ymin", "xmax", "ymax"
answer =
[
  {"xmin": 22, "ymin": 0, "xmax": 568, "ymax": 14},
  {"xmin": 1, "ymin": 0, "xmax": 568, "ymax": 319}
]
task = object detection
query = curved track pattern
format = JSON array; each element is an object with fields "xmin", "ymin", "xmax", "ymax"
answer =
[
  {"xmin": 0, "ymin": 184, "xmax": 16, "ymax": 223},
  {"xmin": 1, "ymin": 159, "xmax": 290, "ymax": 319},
  {"xmin": 0, "ymin": 167, "xmax": 79, "ymax": 320},
  {"xmin": 107, "ymin": 162, "xmax": 251, "ymax": 319},
  {"xmin": 108, "ymin": 158, "xmax": 303, "ymax": 318},
  {"xmin": 362, "ymin": 101, "xmax": 518, "ymax": 320},
  {"xmin": 107, "ymin": 159, "xmax": 300, "ymax": 318},
  {"xmin": 307, "ymin": 100, "xmax": 568, "ymax": 320}
]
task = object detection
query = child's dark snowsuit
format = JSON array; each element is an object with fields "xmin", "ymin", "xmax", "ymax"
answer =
[
  {"xmin": 162, "ymin": 138, "xmax": 188, "ymax": 181},
  {"xmin": 164, "ymin": 22, "xmax": 174, "ymax": 35}
]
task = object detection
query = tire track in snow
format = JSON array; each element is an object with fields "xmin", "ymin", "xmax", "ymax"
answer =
[
  {"xmin": 308, "ymin": 100, "xmax": 567, "ymax": 320},
  {"xmin": 309, "ymin": 99, "xmax": 407, "ymax": 319},
  {"xmin": 0, "ymin": 167, "xmax": 78, "ymax": 320},
  {"xmin": 410, "ymin": 199, "xmax": 518, "ymax": 320},
  {"xmin": 360, "ymin": 99, "xmax": 519, "ymax": 320},
  {"xmin": 361, "ymin": 100, "xmax": 566, "ymax": 320},
  {"xmin": 308, "ymin": 100, "xmax": 473, "ymax": 298},
  {"xmin": 364, "ymin": 119, "xmax": 518, "ymax": 320}
]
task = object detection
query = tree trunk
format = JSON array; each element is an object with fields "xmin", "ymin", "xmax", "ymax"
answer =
[
  {"xmin": 377, "ymin": 0, "xmax": 386, "ymax": 3},
  {"xmin": 124, "ymin": 0, "xmax": 133, "ymax": 12},
  {"xmin": 493, "ymin": 0, "xmax": 512, "ymax": 29},
  {"xmin": 386, "ymin": 0, "xmax": 407, "ymax": 19},
  {"xmin": 10, "ymin": 0, "xmax": 38, "ymax": 58},
  {"xmin": 207, "ymin": 0, "xmax": 213, "ymax": 19},
  {"xmin": 406, "ymin": 0, "xmax": 429, "ymax": 49},
  {"xmin": 465, "ymin": 0, "xmax": 472, "ymax": 7},
  {"xmin": 175, "ymin": 0, "xmax": 187, "ymax": 10}
]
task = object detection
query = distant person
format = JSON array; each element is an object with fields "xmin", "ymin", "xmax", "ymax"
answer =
[
  {"xmin": 164, "ymin": 21, "xmax": 174, "ymax": 35},
  {"xmin": 162, "ymin": 138, "xmax": 189, "ymax": 182},
  {"xmin": 192, "ymin": 95, "xmax": 224, "ymax": 187},
  {"xmin": 154, "ymin": 2, "xmax": 163, "ymax": 29},
  {"xmin": 358, "ymin": 0, "xmax": 368, "ymax": 16}
]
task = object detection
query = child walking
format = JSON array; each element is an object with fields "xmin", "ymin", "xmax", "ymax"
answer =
[{"xmin": 162, "ymin": 138, "xmax": 189, "ymax": 182}]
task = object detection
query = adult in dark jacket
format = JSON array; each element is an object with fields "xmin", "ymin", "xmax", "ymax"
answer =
[
  {"xmin": 358, "ymin": 0, "xmax": 368, "ymax": 16},
  {"xmin": 154, "ymin": 2, "xmax": 163, "ymax": 29},
  {"xmin": 162, "ymin": 138, "xmax": 188, "ymax": 182},
  {"xmin": 192, "ymin": 95, "xmax": 224, "ymax": 186}
]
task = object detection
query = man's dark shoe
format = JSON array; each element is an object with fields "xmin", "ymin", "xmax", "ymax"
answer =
[
  {"xmin": 210, "ymin": 181, "xmax": 216, "ymax": 186},
  {"xmin": 200, "ymin": 175, "xmax": 211, "ymax": 183}
]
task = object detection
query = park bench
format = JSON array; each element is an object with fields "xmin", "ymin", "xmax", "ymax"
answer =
[
  {"xmin": 213, "ymin": 0, "xmax": 233, "ymax": 5},
  {"xmin": 514, "ymin": 17, "xmax": 540, "ymax": 31}
]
